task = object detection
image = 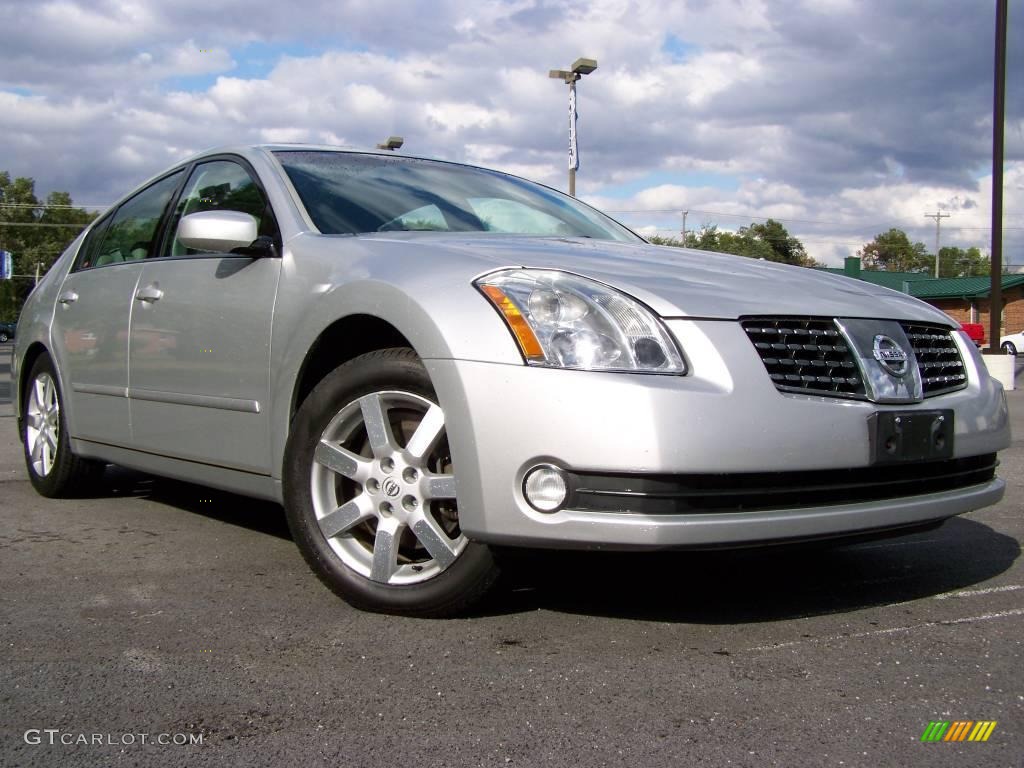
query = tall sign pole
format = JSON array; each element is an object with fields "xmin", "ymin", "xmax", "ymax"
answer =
[
  {"xmin": 549, "ymin": 58, "xmax": 597, "ymax": 198},
  {"xmin": 568, "ymin": 79, "xmax": 579, "ymax": 197}
]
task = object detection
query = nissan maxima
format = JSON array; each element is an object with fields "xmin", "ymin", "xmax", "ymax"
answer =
[{"xmin": 13, "ymin": 146, "xmax": 1010, "ymax": 615}]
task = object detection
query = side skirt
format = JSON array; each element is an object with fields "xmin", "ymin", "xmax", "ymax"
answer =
[{"xmin": 71, "ymin": 438, "xmax": 284, "ymax": 503}]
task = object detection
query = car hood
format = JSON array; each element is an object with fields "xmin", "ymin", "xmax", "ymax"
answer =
[{"xmin": 365, "ymin": 233, "xmax": 952, "ymax": 324}]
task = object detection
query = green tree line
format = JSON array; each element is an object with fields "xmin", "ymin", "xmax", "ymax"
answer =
[
  {"xmin": 0, "ymin": 171, "xmax": 97, "ymax": 321},
  {"xmin": 649, "ymin": 219, "xmax": 992, "ymax": 277}
]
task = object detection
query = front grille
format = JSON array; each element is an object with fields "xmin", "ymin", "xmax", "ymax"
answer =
[
  {"xmin": 899, "ymin": 322, "xmax": 968, "ymax": 396},
  {"xmin": 743, "ymin": 317, "xmax": 967, "ymax": 400},
  {"xmin": 740, "ymin": 317, "xmax": 864, "ymax": 398},
  {"xmin": 567, "ymin": 454, "xmax": 997, "ymax": 515}
]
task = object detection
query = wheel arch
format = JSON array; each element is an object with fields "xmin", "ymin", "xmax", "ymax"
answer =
[{"xmin": 289, "ymin": 314, "xmax": 414, "ymax": 421}]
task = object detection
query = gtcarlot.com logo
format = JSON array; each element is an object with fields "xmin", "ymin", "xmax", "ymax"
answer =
[
  {"xmin": 24, "ymin": 729, "xmax": 203, "ymax": 747},
  {"xmin": 921, "ymin": 721, "xmax": 997, "ymax": 743}
]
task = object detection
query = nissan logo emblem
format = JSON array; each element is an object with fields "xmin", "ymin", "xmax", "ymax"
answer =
[
  {"xmin": 382, "ymin": 478, "xmax": 401, "ymax": 497},
  {"xmin": 872, "ymin": 334, "xmax": 909, "ymax": 377}
]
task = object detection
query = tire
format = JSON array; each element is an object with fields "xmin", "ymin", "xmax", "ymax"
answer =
[
  {"xmin": 21, "ymin": 354, "xmax": 105, "ymax": 497},
  {"xmin": 1002, "ymin": 342, "xmax": 1017, "ymax": 356},
  {"xmin": 283, "ymin": 348, "xmax": 499, "ymax": 617},
  {"xmin": 0, "ymin": 333, "xmax": 8, "ymax": 342}
]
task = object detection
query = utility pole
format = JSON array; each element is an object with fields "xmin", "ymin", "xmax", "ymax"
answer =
[
  {"xmin": 681, "ymin": 210, "xmax": 688, "ymax": 245},
  {"xmin": 924, "ymin": 211, "xmax": 950, "ymax": 277}
]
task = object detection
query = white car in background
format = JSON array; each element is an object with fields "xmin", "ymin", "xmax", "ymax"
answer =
[{"xmin": 999, "ymin": 331, "xmax": 1024, "ymax": 356}]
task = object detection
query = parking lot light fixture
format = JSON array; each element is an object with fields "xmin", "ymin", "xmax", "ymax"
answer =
[
  {"xmin": 376, "ymin": 137, "xmax": 404, "ymax": 151},
  {"xmin": 549, "ymin": 57, "xmax": 598, "ymax": 196}
]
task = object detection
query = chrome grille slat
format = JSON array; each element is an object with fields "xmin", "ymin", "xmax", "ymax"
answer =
[
  {"xmin": 898, "ymin": 321, "xmax": 968, "ymax": 397},
  {"xmin": 743, "ymin": 317, "xmax": 968, "ymax": 400},
  {"xmin": 741, "ymin": 317, "xmax": 866, "ymax": 398}
]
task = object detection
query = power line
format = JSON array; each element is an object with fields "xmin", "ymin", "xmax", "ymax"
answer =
[{"xmin": 0, "ymin": 222, "xmax": 88, "ymax": 228}]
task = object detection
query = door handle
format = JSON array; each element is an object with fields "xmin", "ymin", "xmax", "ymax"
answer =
[
  {"xmin": 57, "ymin": 291, "xmax": 78, "ymax": 305},
  {"xmin": 135, "ymin": 284, "xmax": 164, "ymax": 303}
]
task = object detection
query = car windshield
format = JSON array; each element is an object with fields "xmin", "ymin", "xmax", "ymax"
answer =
[{"xmin": 273, "ymin": 150, "xmax": 639, "ymax": 242}]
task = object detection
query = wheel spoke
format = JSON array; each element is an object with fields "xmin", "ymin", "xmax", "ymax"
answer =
[
  {"xmin": 369, "ymin": 517, "xmax": 401, "ymax": 583},
  {"xmin": 405, "ymin": 404, "xmax": 445, "ymax": 460},
  {"xmin": 359, "ymin": 393, "xmax": 396, "ymax": 458},
  {"xmin": 318, "ymin": 497, "xmax": 372, "ymax": 539},
  {"xmin": 31, "ymin": 433, "xmax": 43, "ymax": 463},
  {"xmin": 411, "ymin": 512, "xmax": 459, "ymax": 568},
  {"xmin": 43, "ymin": 427, "xmax": 58, "ymax": 454},
  {"xmin": 423, "ymin": 474, "xmax": 457, "ymax": 500},
  {"xmin": 25, "ymin": 412, "xmax": 42, "ymax": 430},
  {"xmin": 41, "ymin": 438, "xmax": 52, "ymax": 471},
  {"xmin": 314, "ymin": 440, "xmax": 371, "ymax": 482},
  {"xmin": 33, "ymin": 377, "xmax": 46, "ymax": 411}
]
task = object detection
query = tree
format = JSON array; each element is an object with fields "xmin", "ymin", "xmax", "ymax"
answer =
[
  {"xmin": 937, "ymin": 245, "xmax": 990, "ymax": 277},
  {"xmin": 651, "ymin": 221, "xmax": 818, "ymax": 266},
  {"xmin": 0, "ymin": 172, "xmax": 97, "ymax": 321},
  {"xmin": 858, "ymin": 228, "xmax": 929, "ymax": 272},
  {"xmin": 738, "ymin": 218, "xmax": 816, "ymax": 266}
]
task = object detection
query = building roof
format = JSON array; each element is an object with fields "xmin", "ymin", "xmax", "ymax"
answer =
[
  {"xmin": 906, "ymin": 274, "xmax": 1024, "ymax": 299},
  {"xmin": 818, "ymin": 264, "xmax": 1024, "ymax": 299},
  {"xmin": 819, "ymin": 268, "xmax": 934, "ymax": 292}
]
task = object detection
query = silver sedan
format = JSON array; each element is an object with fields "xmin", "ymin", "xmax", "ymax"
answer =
[{"xmin": 13, "ymin": 146, "xmax": 1011, "ymax": 615}]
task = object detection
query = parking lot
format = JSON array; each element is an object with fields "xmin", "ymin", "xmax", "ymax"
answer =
[{"xmin": 0, "ymin": 340, "xmax": 1021, "ymax": 767}]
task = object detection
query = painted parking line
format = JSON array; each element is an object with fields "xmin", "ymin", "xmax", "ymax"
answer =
[
  {"xmin": 747, "ymin": 608, "xmax": 1024, "ymax": 652},
  {"xmin": 934, "ymin": 584, "xmax": 1023, "ymax": 600}
]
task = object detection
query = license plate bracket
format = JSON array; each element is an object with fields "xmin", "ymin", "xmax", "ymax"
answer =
[{"xmin": 869, "ymin": 410, "xmax": 954, "ymax": 464}]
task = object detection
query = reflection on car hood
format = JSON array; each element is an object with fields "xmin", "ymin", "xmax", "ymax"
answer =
[{"xmin": 368, "ymin": 233, "xmax": 952, "ymax": 324}]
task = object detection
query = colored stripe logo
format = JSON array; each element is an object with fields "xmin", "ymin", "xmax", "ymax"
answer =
[{"xmin": 921, "ymin": 721, "xmax": 997, "ymax": 742}]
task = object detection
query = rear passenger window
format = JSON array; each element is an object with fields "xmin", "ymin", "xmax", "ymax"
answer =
[
  {"xmin": 168, "ymin": 161, "xmax": 275, "ymax": 257},
  {"xmin": 88, "ymin": 171, "xmax": 183, "ymax": 268},
  {"xmin": 74, "ymin": 216, "xmax": 112, "ymax": 271}
]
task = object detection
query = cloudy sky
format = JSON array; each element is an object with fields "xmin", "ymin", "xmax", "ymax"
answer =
[{"xmin": 0, "ymin": 0, "xmax": 1021, "ymax": 266}]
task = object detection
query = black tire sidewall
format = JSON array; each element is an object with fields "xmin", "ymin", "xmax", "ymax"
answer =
[{"xmin": 282, "ymin": 349, "xmax": 497, "ymax": 616}]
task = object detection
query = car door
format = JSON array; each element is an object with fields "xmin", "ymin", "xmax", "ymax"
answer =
[
  {"xmin": 127, "ymin": 158, "xmax": 282, "ymax": 473},
  {"xmin": 50, "ymin": 171, "xmax": 184, "ymax": 446}
]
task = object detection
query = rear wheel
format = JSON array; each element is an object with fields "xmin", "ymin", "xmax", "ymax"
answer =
[
  {"xmin": 1002, "ymin": 341, "xmax": 1017, "ymax": 356},
  {"xmin": 21, "ymin": 354, "xmax": 104, "ymax": 497},
  {"xmin": 283, "ymin": 348, "xmax": 499, "ymax": 617},
  {"xmin": 0, "ymin": 332, "xmax": 8, "ymax": 342}
]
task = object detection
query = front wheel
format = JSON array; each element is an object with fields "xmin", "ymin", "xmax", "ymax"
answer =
[
  {"xmin": 0, "ymin": 332, "xmax": 8, "ymax": 342},
  {"xmin": 1002, "ymin": 341, "xmax": 1017, "ymax": 356},
  {"xmin": 283, "ymin": 348, "xmax": 499, "ymax": 617}
]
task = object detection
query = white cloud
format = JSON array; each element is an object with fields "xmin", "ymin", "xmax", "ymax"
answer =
[{"xmin": 0, "ymin": 0, "xmax": 1020, "ymax": 266}]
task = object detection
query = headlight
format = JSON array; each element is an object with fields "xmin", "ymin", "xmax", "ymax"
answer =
[{"xmin": 476, "ymin": 269, "xmax": 686, "ymax": 374}]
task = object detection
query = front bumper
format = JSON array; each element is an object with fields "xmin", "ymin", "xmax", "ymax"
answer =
[{"xmin": 426, "ymin": 319, "xmax": 1010, "ymax": 549}]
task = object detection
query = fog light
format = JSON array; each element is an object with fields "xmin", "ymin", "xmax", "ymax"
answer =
[{"xmin": 523, "ymin": 465, "xmax": 568, "ymax": 512}]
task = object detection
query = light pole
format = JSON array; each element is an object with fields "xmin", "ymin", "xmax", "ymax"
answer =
[
  {"xmin": 376, "ymin": 136, "xmax": 404, "ymax": 151},
  {"xmin": 549, "ymin": 57, "xmax": 597, "ymax": 197}
]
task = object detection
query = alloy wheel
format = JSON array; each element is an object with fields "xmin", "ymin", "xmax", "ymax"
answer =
[
  {"xmin": 309, "ymin": 390, "xmax": 466, "ymax": 585},
  {"xmin": 25, "ymin": 372, "xmax": 60, "ymax": 477}
]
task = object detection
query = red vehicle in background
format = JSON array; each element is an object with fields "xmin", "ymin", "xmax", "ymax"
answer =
[{"xmin": 960, "ymin": 323, "xmax": 986, "ymax": 348}]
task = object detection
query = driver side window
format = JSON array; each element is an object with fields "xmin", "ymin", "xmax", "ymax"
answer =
[{"xmin": 168, "ymin": 160, "xmax": 274, "ymax": 257}]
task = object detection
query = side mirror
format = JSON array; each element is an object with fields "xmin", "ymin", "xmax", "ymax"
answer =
[{"xmin": 178, "ymin": 210, "xmax": 259, "ymax": 253}]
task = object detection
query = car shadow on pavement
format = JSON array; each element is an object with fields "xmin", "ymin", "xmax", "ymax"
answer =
[
  {"xmin": 99, "ymin": 466, "xmax": 293, "ymax": 541},
  {"xmin": 80, "ymin": 460, "xmax": 1018, "ymax": 624},
  {"xmin": 482, "ymin": 518, "xmax": 1020, "ymax": 623}
]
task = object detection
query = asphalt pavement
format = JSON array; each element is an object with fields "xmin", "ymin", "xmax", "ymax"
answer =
[{"xmin": 0, "ymin": 341, "xmax": 1021, "ymax": 767}]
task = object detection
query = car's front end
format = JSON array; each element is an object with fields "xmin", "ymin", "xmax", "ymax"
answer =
[{"xmin": 406, "ymin": 250, "xmax": 1010, "ymax": 551}]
